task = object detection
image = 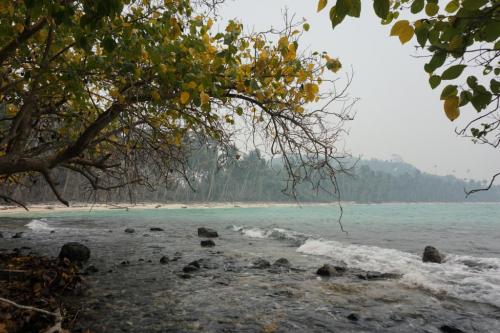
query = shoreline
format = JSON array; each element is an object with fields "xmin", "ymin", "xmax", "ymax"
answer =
[{"xmin": 0, "ymin": 200, "xmax": 498, "ymax": 215}]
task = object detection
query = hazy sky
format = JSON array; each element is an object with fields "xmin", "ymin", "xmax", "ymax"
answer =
[{"xmin": 219, "ymin": 1, "xmax": 500, "ymax": 181}]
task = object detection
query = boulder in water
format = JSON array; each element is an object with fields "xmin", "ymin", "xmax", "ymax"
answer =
[
  {"xmin": 357, "ymin": 271, "xmax": 402, "ymax": 280},
  {"xmin": 423, "ymin": 246, "xmax": 443, "ymax": 263},
  {"xmin": 59, "ymin": 242, "xmax": 91, "ymax": 263},
  {"xmin": 347, "ymin": 313, "xmax": 359, "ymax": 321},
  {"xmin": 316, "ymin": 264, "xmax": 344, "ymax": 277},
  {"xmin": 150, "ymin": 227, "xmax": 164, "ymax": 232},
  {"xmin": 183, "ymin": 264, "xmax": 199, "ymax": 273},
  {"xmin": 272, "ymin": 258, "xmax": 291, "ymax": 268},
  {"xmin": 198, "ymin": 227, "xmax": 218, "ymax": 238},
  {"xmin": 0, "ymin": 232, "xmax": 3, "ymax": 238},
  {"xmin": 440, "ymin": 325, "xmax": 465, "ymax": 333},
  {"xmin": 124, "ymin": 228, "xmax": 135, "ymax": 234},
  {"xmin": 12, "ymin": 232, "xmax": 23, "ymax": 239},
  {"xmin": 160, "ymin": 256, "xmax": 170, "ymax": 264},
  {"xmin": 252, "ymin": 258, "xmax": 271, "ymax": 269},
  {"xmin": 201, "ymin": 240, "xmax": 215, "ymax": 247}
]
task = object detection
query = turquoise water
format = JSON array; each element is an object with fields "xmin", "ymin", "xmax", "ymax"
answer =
[
  {"xmin": 2, "ymin": 202, "xmax": 500, "ymax": 310},
  {"xmin": 5, "ymin": 202, "xmax": 500, "ymax": 257}
]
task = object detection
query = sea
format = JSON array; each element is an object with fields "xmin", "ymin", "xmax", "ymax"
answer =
[{"xmin": 1, "ymin": 202, "xmax": 500, "ymax": 332}]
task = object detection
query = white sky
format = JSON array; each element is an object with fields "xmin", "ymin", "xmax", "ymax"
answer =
[{"xmin": 219, "ymin": 0, "xmax": 500, "ymax": 181}]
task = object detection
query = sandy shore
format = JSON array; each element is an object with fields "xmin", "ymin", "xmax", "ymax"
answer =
[{"xmin": 0, "ymin": 201, "xmax": 339, "ymax": 215}]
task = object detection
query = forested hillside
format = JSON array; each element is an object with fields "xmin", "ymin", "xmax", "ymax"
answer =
[{"xmin": 4, "ymin": 147, "xmax": 499, "ymax": 204}]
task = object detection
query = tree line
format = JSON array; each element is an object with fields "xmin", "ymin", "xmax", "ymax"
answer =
[{"xmin": 5, "ymin": 147, "xmax": 499, "ymax": 204}]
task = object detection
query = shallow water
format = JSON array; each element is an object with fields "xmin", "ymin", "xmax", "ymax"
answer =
[{"xmin": 1, "ymin": 203, "xmax": 500, "ymax": 332}]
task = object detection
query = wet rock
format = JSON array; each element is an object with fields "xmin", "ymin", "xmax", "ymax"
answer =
[
  {"xmin": 269, "ymin": 258, "xmax": 291, "ymax": 273},
  {"xmin": 252, "ymin": 258, "xmax": 271, "ymax": 269},
  {"xmin": 347, "ymin": 313, "xmax": 359, "ymax": 321},
  {"xmin": 423, "ymin": 246, "xmax": 443, "ymax": 263},
  {"xmin": 50, "ymin": 230, "xmax": 55, "ymax": 234},
  {"xmin": 357, "ymin": 271, "xmax": 401, "ymax": 280},
  {"xmin": 12, "ymin": 232, "xmax": 23, "ymax": 239},
  {"xmin": 440, "ymin": 325, "xmax": 465, "ymax": 333},
  {"xmin": 272, "ymin": 258, "xmax": 291, "ymax": 268},
  {"xmin": 160, "ymin": 256, "xmax": 170, "ymax": 264},
  {"xmin": 83, "ymin": 265, "xmax": 99, "ymax": 275},
  {"xmin": 201, "ymin": 240, "xmax": 215, "ymax": 247},
  {"xmin": 59, "ymin": 242, "xmax": 91, "ymax": 263},
  {"xmin": 150, "ymin": 227, "xmax": 164, "ymax": 232},
  {"xmin": 316, "ymin": 264, "xmax": 343, "ymax": 277},
  {"xmin": 124, "ymin": 228, "xmax": 135, "ymax": 234},
  {"xmin": 0, "ymin": 232, "xmax": 3, "ymax": 238},
  {"xmin": 183, "ymin": 264, "xmax": 199, "ymax": 273},
  {"xmin": 198, "ymin": 227, "xmax": 218, "ymax": 238},
  {"xmin": 120, "ymin": 260, "xmax": 130, "ymax": 266},
  {"xmin": 180, "ymin": 273, "xmax": 192, "ymax": 279}
]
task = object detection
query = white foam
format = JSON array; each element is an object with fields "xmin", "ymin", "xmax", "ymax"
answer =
[
  {"xmin": 26, "ymin": 219, "xmax": 54, "ymax": 231},
  {"xmin": 297, "ymin": 239, "xmax": 500, "ymax": 307}
]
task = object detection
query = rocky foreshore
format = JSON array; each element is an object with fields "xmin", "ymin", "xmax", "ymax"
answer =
[{"xmin": 1, "ymin": 222, "xmax": 499, "ymax": 333}]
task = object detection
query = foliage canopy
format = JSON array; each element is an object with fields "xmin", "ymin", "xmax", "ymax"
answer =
[
  {"xmin": 0, "ymin": 0, "xmax": 353, "ymax": 207},
  {"xmin": 318, "ymin": 0, "xmax": 499, "ymax": 145}
]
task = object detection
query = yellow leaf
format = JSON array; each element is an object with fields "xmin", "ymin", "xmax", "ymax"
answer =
[
  {"xmin": 200, "ymin": 91, "xmax": 210, "ymax": 105},
  {"xmin": 151, "ymin": 91, "xmax": 161, "ymax": 101},
  {"xmin": 207, "ymin": 18, "xmax": 214, "ymax": 29},
  {"xmin": 390, "ymin": 20, "xmax": 409, "ymax": 36},
  {"xmin": 390, "ymin": 20, "xmax": 414, "ymax": 44},
  {"xmin": 180, "ymin": 92, "xmax": 190, "ymax": 104},
  {"xmin": 304, "ymin": 83, "xmax": 319, "ymax": 102},
  {"xmin": 444, "ymin": 96, "xmax": 460, "ymax": 121},
  {"xmin": 317, "ymin": 0, "xmax": 328, "ymax": 12}
]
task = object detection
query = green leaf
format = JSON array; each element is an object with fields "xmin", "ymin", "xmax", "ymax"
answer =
[
  {"xmin": 441, "ymin": 65, "xmax": 466, "ymax": 80},
  {"xmin": 425, "ymin": 52, "xmax": 446, "ymax": 73},
  {"xmin": 492, "ymin": 79, "xmax": 500, "ymax": 94},
  {"xmin": 440, "ymin": 85, "xmax": 458, "ymax": 100},
  {"xmin": 463, "ymin": 0, "xmax": 487, "ymax": 11},
  {"xmin": 467, "ymin": 76, "xmax": 478, "ymax": 89},
  {"xmin": 329, "ymin": 6, "xmax": 346, "ymax": 29},
  {"xmin": 303, "ymin": 23, "xmax": 310, "ymax": 31},
  {"xmin": 348, "ymin": 0, "xmax": 361, "ymax": 17},
  {"xmin": 373, "ymin": 0, "xmax": 390, "ymax": 19},
  {"xmin": 429, "ymin": 75, "xmax": 441, "ymax": 89},
  {"xmin": 411, "ymin": 0, "xmax": 425, "ymax": 14},
  {"xmin": 102, "ymin": 36, "xmax": 117, "ymax": 53},
  {"xmin": 425, "ymin": 3, "xmax": 439, "ymax": 16},
  {"xmin": 415, "ymin": 24, "xmax": 429, "ymax": 47},
  {"xmin": 459, "ymin": 90, "xmax": 472, "ymax": 107},
  {"xmin": 336, "ymin": 0, "xmax": 352, "ymax": 17}
]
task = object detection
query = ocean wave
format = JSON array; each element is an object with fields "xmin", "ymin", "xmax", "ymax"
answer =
[
  {"xmin": 26, "ymin": 219, "xmax": 54, "ymax": 231},
  {"xmin": 232, "ymin": 226, "xmax": 309, "ymax": 246},
  {"xmin": 297, "ymin": 238, "xmax": 500, "ymax": 307}
]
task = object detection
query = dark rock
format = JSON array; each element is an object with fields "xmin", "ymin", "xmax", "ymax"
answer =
[
  {"xmin": 160, "ymin": 256, "xmax": 170, "ymax": 264},
  {"xmin": 59, "ymin": 242, "xmax": 91, "ymax": 263},
  {"xmin": 12, "ymin": 232, "xmax": 23, "ymax": 239},
  {"xmin": 269, "ymin": 258, "xmax": 291, "ymax": 273},
  {"xmin": 180, "ymin": 273, "xmax": 192, "ymax": 279},
  {"xmin": 440, "ymin": 325, "xmax": 465, "ymax": 333},
  {"xmin": 201, "ymin": 240, "xmax": 215, "ymax": 247},
  {"xmin": 138, "ymin": 258, "xmax": 144, "ymax": 262},
  {"xmin": 198, "ymin": 227, "xmax": 218, "ymax": 238},
  {"xmin": 357, "ymin": 271, "xmax": 402, "ymax": 280},
  {"xmin": 50, "ymin": 230, "xmax": 55, "ymax": 234},
  {"xmin": 188, "ymin": 260, "xmax": 201, "ymax": 268},
  {"xmin": 124, "ymin": 228, "xmax": 135, "ymax": 234},
  {"xmin": 147, "ymin": 260, "xmax": 152, "ymax": 263},
  {"xmin": 150, "ymin": 227, "xmax": 164, "ymax": 232},
  {"xmin": 316, "ymin": 264, "xmax": 343, "ymax": 277},
  {"xmin": 120, "ymin": 260, "xmax": 130, "ymax": 266},
  {"xmin": 347, "ymin": 313, "xmax": 359, "ymax": 321},
  {"xmin": 83, "ymin": 265, "xmax": 99, "ymax": 275},
  {"xmin": 0, "ymin": 232, "xmax": 3, "ymax": 238},
  {"xmin": 183, "ymin": 264, "xmax": 199, "ymax": 273},
  {"xmin": 272, "ymin": 258, "xmax": 291, "ymax": 268},
  {"xmin": 423, "ymin": 245, "xmax": 443, "ymax": 263},
  {"xmin": 252, "ymin": 258, "xmax": 271, "ymax": 269}
]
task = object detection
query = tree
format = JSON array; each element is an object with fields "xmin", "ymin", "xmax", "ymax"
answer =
[
  {"xmin": 0, "ymin": 0, "xmax": 354, "ymax": 208},
  {"xmin": 317, "ymin": 0, "xmax": 499, "ymax": 144}
]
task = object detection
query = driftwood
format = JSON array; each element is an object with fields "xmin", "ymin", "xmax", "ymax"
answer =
[{"xmin": 0, "ymin": 297, "xmax": 66, "ymax": 333}]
